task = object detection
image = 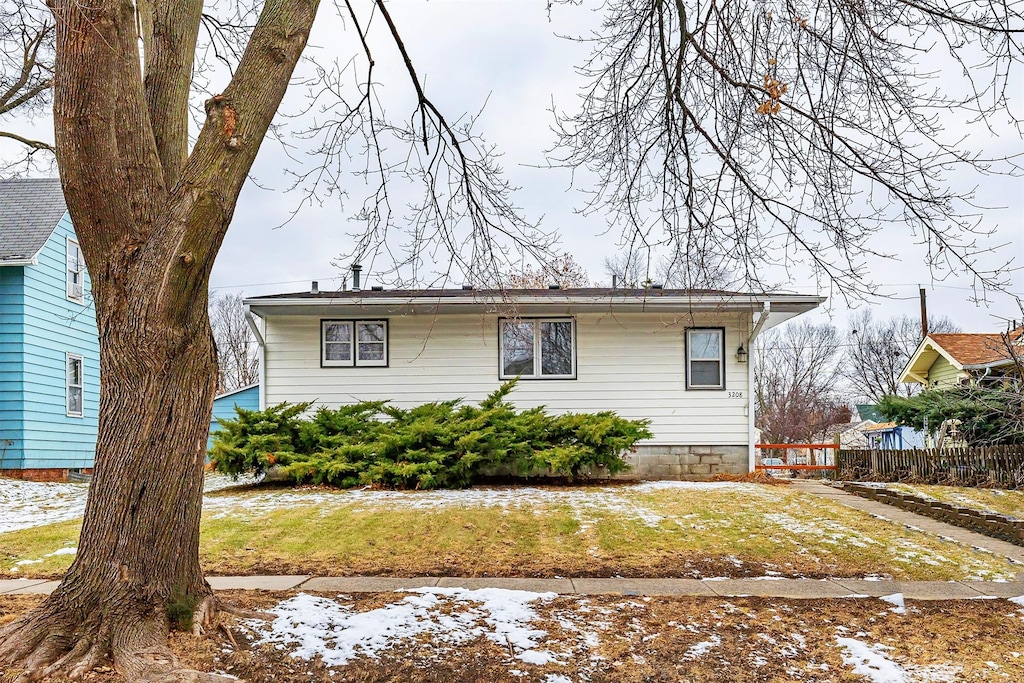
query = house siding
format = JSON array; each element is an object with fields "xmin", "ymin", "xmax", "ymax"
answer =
[
  {"xmin": 209, "ymin": 384, "xmax": 260, "ymax": 449},
  {"xmin": 262, "ymin": 311, "xmax": 751, "ymax": 448},
  {"xmin": 15, "ymin": 216, "xmax": 99, "ymax": 470},
  {"xmin": 927, "ymin": 356, "xmax": 964, "ymax": 388},
  {"xmin": 0, "ymin": 266, "xmax": 25, "ymax": 470}
]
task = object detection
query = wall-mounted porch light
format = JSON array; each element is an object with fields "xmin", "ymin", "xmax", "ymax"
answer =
[{"xmin": 736, "ymin": 344, "xmax": 748, "ymax": 363}]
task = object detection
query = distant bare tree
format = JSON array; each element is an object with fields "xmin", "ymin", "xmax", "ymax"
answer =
[
  {"xmin": 604, "ymin": 252, "xmax": 646, "ymax": 287},
  {"xmin": 847, "ymin": 311, "xmax": 960, "ymax": 402},
  {"xmin": 209, "ymin": 292, "xmax": 258, "ymax": 392},
  {"xmin": 604, "ymin": 249, "xmax": 733, "ymax": 289},
  {"xmin": 0, "ymin": 1, "xmax": 54, "ymax": 175},
  {"xmin": 550, "ymin": 0, "xmax": 1022, "ymax": 299},
  {"xmin": 505, "ymin": 252, "xmax": 589, "ymax": 289},
  {"xmin": 756, "ymin": 321, "xmax": 852, "ymax": 443}
]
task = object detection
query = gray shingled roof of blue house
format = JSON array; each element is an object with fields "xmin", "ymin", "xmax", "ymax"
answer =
[{"xmin": 0, "ymin": 178, "xmax": 68, "ymax": 263}]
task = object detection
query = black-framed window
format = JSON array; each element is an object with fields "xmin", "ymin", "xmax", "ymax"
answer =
[
  {"xmin": 686, "ymin": 328, "xmax": 724, "ymax": 390},
  {"xmin": 499, "ymin": 318, "xmax": 575, "ymax": 379},
  {"xmin": 321, "ymin": 320, "xmax": 388, "ymax": 367}
]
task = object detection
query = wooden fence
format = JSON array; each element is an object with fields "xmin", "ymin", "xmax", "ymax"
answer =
[{"xmin": 837, "ymin": 445, "xmax": 1024, "ymax": 488}]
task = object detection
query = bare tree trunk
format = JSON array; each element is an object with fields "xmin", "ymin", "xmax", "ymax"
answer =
[{"xmin": 0, "ymin": 0, "xmax": 318, "ymax": 679}]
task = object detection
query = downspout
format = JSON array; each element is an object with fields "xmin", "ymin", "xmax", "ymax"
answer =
[
  {"xmin": 244, "ymin": 305, "xmax": 266, "ymax": 410},
  {"xmin": 747, "ymin": 302, "xmax": 770, "ymax": 472}
]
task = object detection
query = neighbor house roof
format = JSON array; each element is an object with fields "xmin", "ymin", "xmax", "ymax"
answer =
[
  {"xmin": 926, "ymin": 332, "xmax": 1020, "ymax": 367},
  {"xmin": 855, "ymin": 404, "xmax": 883, "ymax": 422},
  {"xmin": 245, "ymin": 287, "xmax": 825, "ymax": 331},
  {"xmin": 0, "ymin": 178, "xmax": 67, "ymax": 265},
  {"xmin": 899, "ymin": 327, "xmax": 1023, "ymax": 384}
]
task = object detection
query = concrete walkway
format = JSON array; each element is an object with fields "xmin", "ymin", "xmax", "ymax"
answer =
[
  {"xmin": 789, "ymin": 480, "xmax": 1024, "ymax": 569},
  {"xmin": 3, "ymin": 575, "xmax": 1022, "ymax": 600}
]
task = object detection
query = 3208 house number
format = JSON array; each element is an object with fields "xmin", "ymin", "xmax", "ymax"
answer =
[{"xmin": 727, "ymin": 391, "xmax": 743, "ymax": 398}]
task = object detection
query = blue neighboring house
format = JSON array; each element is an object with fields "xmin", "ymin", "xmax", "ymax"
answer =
[
  {"xmin": 0, "ymin": 178, "xmax": 99, "ymax": 480},
  {"xmin": 208, "ymin": 383, "xmax": 260, "ymax": 450}
]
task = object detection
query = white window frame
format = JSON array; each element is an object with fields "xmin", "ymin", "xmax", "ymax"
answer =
[
  {"xmin": 66, "ymin": 353, "xmax": 84, "ymax": 417},
  {"xmin": 686, "ymin": 327, "xmax": 725, "ymax": 390},
  {"xmin": 321, "ymin": 320, "xmax": 388, "ymax": 367},
  {"xmin": 66, "ymin": 237, "xmax": 84, "ymax": 303},
  {"xmin": 498, "ymin": 317, "xmax": 576, "ymax": 380}
]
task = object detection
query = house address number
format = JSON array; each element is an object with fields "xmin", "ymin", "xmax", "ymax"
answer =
[{"xmin": 727, "ymin": 391, "xmax": 743, "ymax": 398}]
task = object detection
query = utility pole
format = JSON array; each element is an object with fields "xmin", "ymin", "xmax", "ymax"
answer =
[{"xmin": 919, "ymin": 287, "xmax": 928, "ymax": 339}]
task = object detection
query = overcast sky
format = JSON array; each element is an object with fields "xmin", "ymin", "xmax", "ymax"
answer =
[
  {"xmin": 2, "ymin": 0, "xmax": 1022, "ymax": 332},
  {"xmin": 210, "ymin": 0, "xmax": 1024, "ymax": 333}
]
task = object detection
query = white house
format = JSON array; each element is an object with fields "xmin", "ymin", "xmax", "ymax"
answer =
[{"xmin": 244, "ymin": 287, "xmax": 824, "ymax": 479}]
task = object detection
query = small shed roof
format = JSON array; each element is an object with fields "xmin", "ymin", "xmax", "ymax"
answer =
[{"xmin": 0, "ymin": 178, "xmax": 67, "ymax": 264}]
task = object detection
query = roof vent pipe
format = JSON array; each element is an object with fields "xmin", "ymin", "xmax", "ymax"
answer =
[
  {"xmin": 612, "ymin": 274, "xmax": 618, "ymax": 289},
  {"xmin": 548, "ymin": 283, "xmax": 561, "ymax": 289},
  {"xmin": 311, "ymin": 281, "xmax": 319, "ymax": 294},
  {"xmin": 371, "ymin": 285, "xmax": 384, "ymax": 292},
  {"xmin": 351, "ymin": 263, "xmax": 362, "ymax": 292}
]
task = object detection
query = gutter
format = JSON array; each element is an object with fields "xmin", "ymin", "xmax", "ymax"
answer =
[
  {"xmin": 0, "ymin": 257, "xmax": 38, "ymax": 267},
  {"xmin": 747, "ymin": 302, "xmax": 771, "ymax": 473},
  {"xmin": 244, "ymin": 305, "xmax": 266, "ymax": 410}
]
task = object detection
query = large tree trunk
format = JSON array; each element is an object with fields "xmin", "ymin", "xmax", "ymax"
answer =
[
  {"xmin": 0, "ymin": 0, "xmax": 320, "ymax": 680},
  {"xmin": 0, "ymin": 219, "xmax": 224, "ymax": 681}
]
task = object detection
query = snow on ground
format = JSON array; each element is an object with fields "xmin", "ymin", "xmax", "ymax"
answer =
[
  {"xmin": 835, "ymin": 637, "xmax": 963, "ymax": 683},
  {"xmin": 0, "ymin": 479, "xmax": 88, "ymax": 534},
  {"xmin": 202, "ymin": 479, "xmax": 752, "ymax": 526},
  {"xmin": 244, "ymin": 592, "xmax": 981, "ymax": 681},
  {"xmin": 250, "ymin": 588, "xmax": 560, "ymax": 667}
]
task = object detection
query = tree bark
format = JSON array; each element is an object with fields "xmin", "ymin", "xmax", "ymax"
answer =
[{"xmin": 0, "ymin": 0, "xmax": 320, "ymax": 680}]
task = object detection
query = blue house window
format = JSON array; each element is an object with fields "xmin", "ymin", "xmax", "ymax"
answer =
[
  {"xmin": 66, "ymin": 353, "xmax": 84, "ymax": 417},
  {"xmin": 66, "ymin": 237, "xmax": 84, "ymax": 302}
]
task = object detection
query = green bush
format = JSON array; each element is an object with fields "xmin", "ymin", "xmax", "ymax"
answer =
[{"xmin": 209, "ymin": 380, "xmax": 651, "ymax": 489}]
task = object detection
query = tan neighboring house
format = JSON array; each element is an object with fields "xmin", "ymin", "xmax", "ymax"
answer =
[{"xmin": 899, "ymin": 328, "xmax": 1023, "ymax": 389}]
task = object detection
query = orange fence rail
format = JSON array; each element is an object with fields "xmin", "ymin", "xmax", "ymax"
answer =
[{"xmin": 755, "ymin": 443, "xmax": 839, "ymax": 472}]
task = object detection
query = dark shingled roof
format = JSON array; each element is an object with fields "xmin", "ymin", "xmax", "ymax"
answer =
[
  {"xmin": 0, "ymin": 178, "xmax": 67, "ymax": 262},
  {"xmin": 248, "ymin": 287, "xmax": 742, "ymax": 301}
]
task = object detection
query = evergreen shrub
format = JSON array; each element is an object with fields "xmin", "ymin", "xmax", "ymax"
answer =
[{"xmin": 209, "ymin": 380, "xmax": 651, "ymax": 489}]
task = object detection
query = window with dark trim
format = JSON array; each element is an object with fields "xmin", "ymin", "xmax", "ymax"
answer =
[
  {"xmin": 686, "ymin": 328, "xmax": 724, "ymax": 390},
  {"xmin": 499, "ymin": 318, "xmax": 575, "ymax": 379},
  {"xmin": 321, "ymin": 320, "xmax": 388, "ymax": 367}
]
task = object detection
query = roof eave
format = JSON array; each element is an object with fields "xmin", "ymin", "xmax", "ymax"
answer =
[
  {"xmin": 245, "ymin": 292, "xmax": 825, "ymax": 314},
  {"xmin": 0, "ymin": 254, "xmax": 39, "ymax": 267}
]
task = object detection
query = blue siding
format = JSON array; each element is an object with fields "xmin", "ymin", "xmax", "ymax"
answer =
[
  {"xmin": 17, "ymin": 215, "xmax": 99, "ymax": 469},
  {"xmin": 208, "ymin": 384, "xmax": 259, "ymax": 449},
  {"xmin": 0, "ymin": 266, "xmax": 25, "ymax": 469}
]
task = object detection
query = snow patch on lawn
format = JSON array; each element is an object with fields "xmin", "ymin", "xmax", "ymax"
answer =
[
  {"xmin": 880, "ymin": 593, "xmax": 906, "ymax": 614},
  {"xmin": 836, "ymin": 638, "xmax": 907, "ymax": 682},
  {"xmin": 682, "ymin": 634, "xmax": 721, "ymax": 660},
  {"xmin": 0, "ymin": 480, "xmax": 88, "ymax": 533},
  {"xmin": 250, "ymin": 588, "xmax": 559, "ymax": 667},
  {"xmin": 836, "ymin": 637, "xmax": 961, "ymax": 682}
]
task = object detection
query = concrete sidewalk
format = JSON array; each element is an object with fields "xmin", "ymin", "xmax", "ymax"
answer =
[{"xmin": 3, "ymin": 575, "xmax": 1022, "ymax": 600}]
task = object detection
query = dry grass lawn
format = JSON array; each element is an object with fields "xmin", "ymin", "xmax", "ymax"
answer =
[
  {"xmin": 1, "ymin": 481, "xmax": 1018, "ymax": 581},
  {"xmin": 3, "ymin": 591, "xmax": 1022, "ymax": 682}
]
